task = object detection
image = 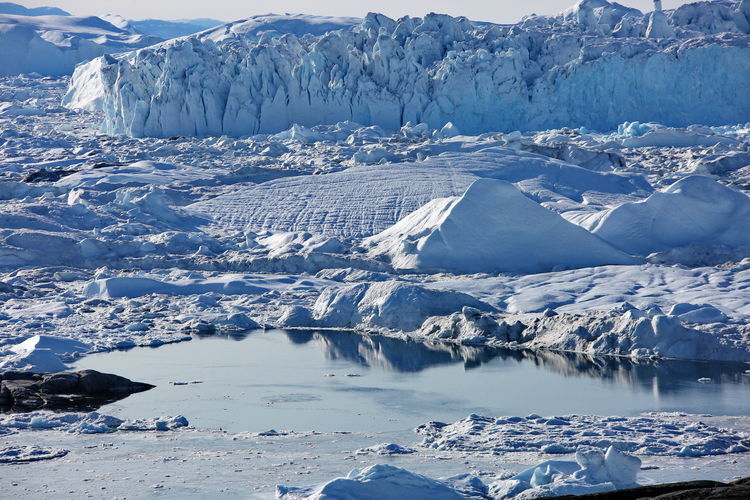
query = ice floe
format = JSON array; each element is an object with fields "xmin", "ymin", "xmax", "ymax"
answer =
[
  {"xmin": 0, "ymin": 411, "xmax": 188, "ymax": 433},
  {"xmin": 416, "ymin": 413, "xmax": 750, "ymax": 457}
]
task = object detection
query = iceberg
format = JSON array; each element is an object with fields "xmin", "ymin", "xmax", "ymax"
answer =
[
  {"xmin": 365, "ymin": 178, "xmax": 637, "ymax": 274},
  {"xmin": 588, "ymin": 176, "xmax": 750, "ymax": 255}
]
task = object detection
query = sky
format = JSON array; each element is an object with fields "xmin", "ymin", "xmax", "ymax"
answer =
[{"xmin": 17, "ymin": 0, "xmax": 696, "ymax": 23}]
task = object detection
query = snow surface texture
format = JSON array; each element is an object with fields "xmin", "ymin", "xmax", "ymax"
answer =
[
  {"xmin": 189, "ymin": 146, "xmax": 651, "ymax": 238},
  {"xmin": 0, "ymin": 13, "xmax": 162, "ymax": 77},
  {"xmin": 66, "ymin": 3, "xmax": 750, "ymax": 137}
]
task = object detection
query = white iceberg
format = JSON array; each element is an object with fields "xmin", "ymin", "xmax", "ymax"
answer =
[{"xmin": 366, "ymin": 178, "xmax": 637, "ymax": 274}]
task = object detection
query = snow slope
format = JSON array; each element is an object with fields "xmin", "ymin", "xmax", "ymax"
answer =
[
  {"xmin": 188, "ymin": 146, "xmax": 650, "ymax": 238},
  {"xmin": 0, "ymin": 2, "xmax": 69, "ymax": 17},
  {"xmin": 588, "ymin": 176, "xmax": 750, "ymax": 255},
  {"xmin": 365, "ymin": 179, "xmax": 636, "ymax": 274},
  {"xmin": 0, "ymin": 13, "xmax": 161, "ymax": 76},
  {"xmin": 194, "ymin": 13, "xmax": 360, "ymax": 44},
  {"xmin": 100, "ymin": 15, "xmax": 224, "ymax": 40},
  {"xmin": 65, "ymin": 3, "xmax": 750, "ymax": 137}
]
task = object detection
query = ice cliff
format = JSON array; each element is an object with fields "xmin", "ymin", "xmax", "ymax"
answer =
[{"xmin": 65, "ymin": 1, "xmax": 750, "ymax": 137}]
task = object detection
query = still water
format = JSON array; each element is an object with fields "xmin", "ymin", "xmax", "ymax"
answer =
[{"xmin": 73, "ymin": 329, "xmax": 750, "ymax": 433}]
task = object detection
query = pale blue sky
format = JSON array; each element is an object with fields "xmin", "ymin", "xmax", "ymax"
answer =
[{"xmin": 17, "ymin": 0, "xmax": 695, "ymax": 23}]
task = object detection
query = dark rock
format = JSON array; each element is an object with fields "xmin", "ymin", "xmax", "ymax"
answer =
[
  {"xmin": 22, "ymin": 168, "xmax": 78, "ymax": 183},
  {"xmin": 38, "ymin": 372, "xmax": 79, "ymax": 394},
  {"xmin": 78, "ymin": 369, "xmax": 153, "ymax": 394},
  {"xmin": 654, "ymin": 485, "xmax": 750, "ymax": 499},
  {"xmin": 0, "ymin": 370, "xmax": 154, "ymax": 411},
  {"xmin": 547, "ymin": 478, "xmax": 750, "ymax": 499},
  {"xmin": 91, "ymin": 161, "xmax": 123, "ymax": 169}
]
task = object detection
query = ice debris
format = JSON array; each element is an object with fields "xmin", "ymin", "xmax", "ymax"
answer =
[
  {"xmin": 416, "ymin": 413, "xmax": 750, "ymax": 457},
  {"xmin": 0, "ymin": 411, "xmax": 189, "ymax": 434},
  {"xmin": 0, "ymin": 445, "xmax": 69, "ymax": 463}
]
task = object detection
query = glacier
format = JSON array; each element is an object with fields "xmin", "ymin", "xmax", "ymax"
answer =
[{"xmin": 65, "ymin": 1, "xmax": 750, "ymax": 137}]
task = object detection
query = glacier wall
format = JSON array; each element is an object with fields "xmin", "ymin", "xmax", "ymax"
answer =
[{"xmin": 66, "ymin": 2, "xmax": 750, "ymax": 138}]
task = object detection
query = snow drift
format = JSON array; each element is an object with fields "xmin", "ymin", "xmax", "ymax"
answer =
[
  {"xmin": 65, "ymin": 3, "xmax": 750, "ymax": 137},
  {"xmin": 365, "ymin": 178, "xmax": 636, "ymax": 274},
  {"xmin": 588, "ymin": 176, "xmax": 750, "ymax": 255}
]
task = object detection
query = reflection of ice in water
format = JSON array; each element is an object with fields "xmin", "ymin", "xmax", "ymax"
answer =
[
  {"xmin": 71, "ymin": 329, "xmax": 750, "ymax": 434},
  {"xmin": 297, "ymin": 329, "xmax": 750, "ymax": 395}
]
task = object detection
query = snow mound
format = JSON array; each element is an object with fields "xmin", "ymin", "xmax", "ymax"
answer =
[
  {"xmin": 0, "ymin": 13, "xmax": 162, "ymax": 76},
  {"xmin": 276, "ymin": 464, "xmax": 465, "ymax": 500},
  {"xmin": 0, "ymin": 335, "xmax": 91, "ymax": 373},
  {"xmin": 66, "ymin": 9, "xmax": 750, "ymax": 137},
  {"xmin": 417, "ymin": 413, "xmax": 750, "ymax": 457},
  {"xmin": 365, "ymin": 179, "xmax": 636, "ymax": 274},
  {"xmin": 101, "ymin": 16, "xmax": 223, "ymax": 40},
  {"xmin": 9, "ymin": 335, "xmax": 90, "ymax": 356},
  {"xmin": 355, "ymin": 443, "xmax": 416, "ymax": 455},
  {"xmin": 311, "ymin": 281, "xmax": 495, "ymax": 332},
  {"xmin": 54, "ymin": 161, "xmax": 215, "ymax": 189},
  {"xmin": 415, "ymin": 303, "xmax": 749, "ymax": 361},
  {"xmin": 83, "ymin": 274, "xmax": 315, "ymax": 299},
  {"xmin": 589, "ymin": 176, "xmax": 750, "ymax": 255}
]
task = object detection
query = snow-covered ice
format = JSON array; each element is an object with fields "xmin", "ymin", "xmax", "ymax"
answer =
[
  {"xmin": 277, "ymin": 464, "xmax": 468, "ymax": 500},
  {"xmin": 0, "ymin": 411, "xmax": 188, "ymax": 433},
  {"xmin": 365, "ymin": 178, "xmax": 636, "ymax": 274},
  {"xmin": 416, "ymin": 413, "xmax": 750, "ymax": 457},
  {"xmin": 1, "ymin": 1, "xmax": 750, "ymax": 497}
]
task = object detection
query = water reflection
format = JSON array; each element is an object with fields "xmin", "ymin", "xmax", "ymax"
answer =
[{"xmin": 276, "ymin": 330, "xmax": 750, "ymax": 396}]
